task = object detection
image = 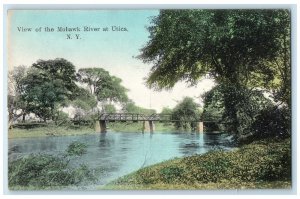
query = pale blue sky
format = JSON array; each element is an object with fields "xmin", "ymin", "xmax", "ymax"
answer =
[{"xmin": 8, "ymin": 10, "xmax": 215, "ymax": 111}]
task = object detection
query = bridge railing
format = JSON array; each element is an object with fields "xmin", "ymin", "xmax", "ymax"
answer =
[
  {"xmin": 98, "ymin": 113, "xmax": 233, "ymax": 124},
  {"xmin": 99, "ymin": 113, "xmax": 208, "ymax": 122}
]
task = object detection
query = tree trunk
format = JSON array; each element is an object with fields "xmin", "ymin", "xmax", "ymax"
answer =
[{"xmin": 22, "ymin": 113, "xmax": 26, "ymax": 123}]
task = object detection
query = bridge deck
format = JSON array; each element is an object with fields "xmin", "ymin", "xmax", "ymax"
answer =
[{"xmin": 99, "ymin": 113, "xmax": 224, "ymax": 123}]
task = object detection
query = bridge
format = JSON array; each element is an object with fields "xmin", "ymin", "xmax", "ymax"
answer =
[{"xmin": 96, "ymin": 113, "xmax": 211, "ymax": 133}]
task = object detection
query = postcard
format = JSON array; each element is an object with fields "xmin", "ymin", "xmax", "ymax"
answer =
[{"xmin": 6, "ymin": 9, "xmax": 292, "ymax": 192}]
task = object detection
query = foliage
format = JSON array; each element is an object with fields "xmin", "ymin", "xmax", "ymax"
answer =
[
  {"xmin": 160, "ymin": 107, "xmax": 173, "ymax": 115},
  {"xmin": 202, "ymin": 84, "xmax": 273, "ymax": 134},
  {"xmin": 139, "ymin": 10, "xmax": 291, "ymax": 134},
  {"xmin": 20, "ymin": 59, "xmax": 78, "ymax": 121},
  {"xmin": 103, "ymin": 104, "xmax": 117, "ymax": 113},
  {"xmin": 171, "ymin": 97, "xmax": 201, "ymax": 130},
  {"xmin": 66, "ymin": 141, "xmax": 87, "ymax": 156},
  {"xmin": 140, "ymin": 10, "xmax": 290, "ymax": 90},
  {"xmin": 249, "ymin": 106, "xmax": 291, "ymax": 141},
  {"xmin": 8, "ymin": 142, "xmax": 95, "ymax": 189},
  {"xmin": 8, "ymin": 66, "xmax": 29, "ymax": 124},
  {"xmin": 160, "ymin": 166, "xmax": 184, "ymax": 183},
  {"xmin": 122, "ymin": 100, "xmax": 156, "ymax": 114},
  {"xmin": 71, "ymin": 87, "xmax": 97, "ymax": 111},
  {"xmin": 77, "ymin": 68, "xmax": 128, "ymax": 103},
  {"xmin": 32, "ymin": 58, "xmax": 78, "ymax": 99},
  {"xmin": 8, "ymin": 125, "xmax": 95, "ymax": 139},
  {"xmin": 53, "ymin": 111, "xmax": 70, "ymax": 126},
  {"xmin": 109, "ymin": 139, "xmax": 291, "ymax": 188}
]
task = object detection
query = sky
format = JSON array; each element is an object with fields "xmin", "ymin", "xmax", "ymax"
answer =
[{"xmin": 7, "ymin": 10, "xmax": 215, "ymax": 112}]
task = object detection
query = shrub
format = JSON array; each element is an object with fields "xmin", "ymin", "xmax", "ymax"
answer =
[
  {"xmin": 8, "ymin": 141, "xmax": 95, "ymax": 189},
  {"xmin": 66, "ymin": 141, "xmax": 87, "ymax": 156},
  {"xmin": 250, "ymin": 106, "xmax": 291, "ymax": 140}
]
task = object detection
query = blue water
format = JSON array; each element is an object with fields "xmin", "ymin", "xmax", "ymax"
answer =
[{"xmin": 8, "ymin": 132, "xmax": 233, "ymax": 187}]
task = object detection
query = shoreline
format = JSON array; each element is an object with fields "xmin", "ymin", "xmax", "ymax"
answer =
[
  {"xmin": 8, "ymin": 122, "xmax": 178, "ymax": 139},
  {"xmin": 101, "ymin": 138, "xmax": 291, "ymax": 190}
]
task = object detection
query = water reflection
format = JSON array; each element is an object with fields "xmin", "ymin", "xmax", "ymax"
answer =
[{"xmin": 98, "ymin": 133, "xmax": 112, "ymax": 148}]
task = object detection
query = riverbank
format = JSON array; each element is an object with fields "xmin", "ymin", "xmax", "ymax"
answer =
[
  {"xmin": 8, "ymin": 125, "xmax": 94, "ymax": 139},
  {"xmin": 103, "ymin": 138, "xmax": 291, "ymax": 190},
  {"xmin": 8, "ymin": 122, "xmax": 176, "ymax": 139}
]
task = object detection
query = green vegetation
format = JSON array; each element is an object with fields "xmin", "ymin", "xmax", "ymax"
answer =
[
  {"xmin": 104, "ymin": 139, "xmax": 291, "ymax": 190},
  {"xmin": 122, "ymin": 100, "xmax": 156, "ymax": 115},
  {"xmin": 8, "ymin": 121, "xmax": 176, "ymax": 139},
  {"xmin": 77, "ymin": 68, "xmax": 128, "ymax": 103},
  {"xmin": 171, "ymin": 97, "xmax": 201, "ymax": 131},
  {"xmin": 8, "ymin": 125, "xmax": 95, "ymax": 139},
  {"xmin": 9, "ymin": 142, "xmax": 96, "ymax": 190},
  {"xmin": 139, "ymin": 9, "xmax": 291, "ymax": 143}
]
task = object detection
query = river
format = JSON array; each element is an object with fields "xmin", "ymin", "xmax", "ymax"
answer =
[{"xmin": 8, "ymin": 131, "xmax": 234, "ymax": 188}]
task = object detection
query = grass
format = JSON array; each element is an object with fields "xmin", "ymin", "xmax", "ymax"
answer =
[
  {"xmin": 8, "ymin": 125, "xmax": 95, "ymax": 139},
  {"xmin": 103, "ymin": 139, "xmax": 291, "ymax": 190},
  {"xmin": 9, "ymin": 122, "xmax": 176, "ymax": 139}
]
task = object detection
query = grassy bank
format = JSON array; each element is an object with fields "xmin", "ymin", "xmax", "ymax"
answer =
[
  {"xmin": 8, "ymin": 125, "xmax": 95, "ymax": 139},
  {"xmin": 103, "ymin": 139, "xmax": 291, "ymax": 190},
  {"xmin": 9, "ymin": 122, "xmax": 176, "ymax": 139}
]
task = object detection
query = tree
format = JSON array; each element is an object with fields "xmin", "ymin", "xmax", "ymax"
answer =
[
  {"xmin": 160, "ymin": 107, "xmax": 173, "ymax": 115},
  {"xmin": 122, "ymin": 100, "xmax": 156, "ymax": 114},
  {"xmin": 139, "ymin": 9, "xmax": 290, "ymax": 133},
  {"xmin": 21, "ymin": 58, "xmax": 78, "ymax": 122},
  {"xmin": 171, "ymin": 97, "xmax": 201, "ymax": 130},
  {"xmin": 77, "ymin": 68, "xmax": 129, "ymax": 103},
  {"xmin": 140, "ymin": 10, "xmax": 289, "ymax": 88},
  {"xmin": 70, "ymin": 87, "xmax": 98, "ymax": 120},
  {"xmin": 202, "ymin": 84, "xmax": 273, "ymax": 134},
  {"xmin": 103, "ymin": 104, "xmax": 117, "ymax": 113},
  {"xmin": 71, "ymin": 87, "xmax": 97, "ymax": 111},
  {"xmin": 77, "ymin": 68, "xmax": 110, "ymax": 95},
  {"xmin": 32, "ymin": 58, "xmax": 78, "ymax": 99},
  {"xmin": 95, "ymin": 76, "xmax": 128, "ymax": 103},
  {"xmin": 8, "ymin": 66, "xmax": 28, "ymax": 126}
]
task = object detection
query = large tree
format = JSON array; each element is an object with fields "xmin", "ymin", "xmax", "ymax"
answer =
[
  {"xmin": 140, "ymin": 9, "xmax": 290, "ymax": 90},
  {"xmin": 139, "ymin": 9, "xmax": 291, "ymax": 133}
]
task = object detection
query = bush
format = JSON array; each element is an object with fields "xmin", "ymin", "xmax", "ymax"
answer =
[
  {"xmin": 8, "ymin": 141, "xmax": 95, "ymax": 189},
  {"xmin": 250, "ymin": 106, "xmax": 291, "ymax": 140},
  {"xmin": 66, "ymin": 141, "xmax": 87, "ymax": 156}
]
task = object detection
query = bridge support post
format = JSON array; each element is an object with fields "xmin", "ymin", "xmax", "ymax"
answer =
[
  {"xmin": 196, "ymin": 122, "xmax": 204, "ymax": 133},
  {"xmin": 99, "ymin": 120, "xmax": 107, "ymax": 133},
  {"xmin": 143, "ymin": 121, "xmax": 155, "ymax": 133},
  {"xmin": 95, "ymin": 121, "xmax": 100, "ymax": 133}
]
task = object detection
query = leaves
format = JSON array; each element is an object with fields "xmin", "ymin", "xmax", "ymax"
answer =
[
  {"xmin": 20, "ymin": 59, "xmax": 78, "ymax": 121},
  {"xmin": 77, "ymin": 68, "xmax": 129, "ymax": 103},
  {"xmin": 171, "ymin": 97, "xmax": 201, "ymax": 130}
]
